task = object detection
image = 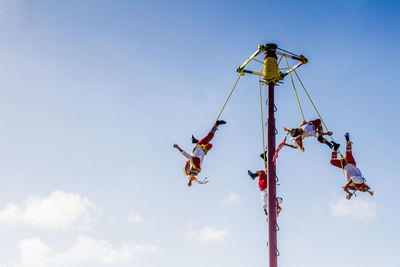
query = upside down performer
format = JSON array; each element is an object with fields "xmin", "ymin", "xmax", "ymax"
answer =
[
  {"xmin": 330, "ymin": 133, "xmax": 374, "ymax": 200},
  {"xmin": 247, "ymin": 156, "xmax": 283, "ymax": 217},
  {"xmin": 173, "ymin": 120, "xmax": 226, "ymax": 187},
  {"xmin": 283, "ymin": 119, "xmax": 339, "ymax": 152}
]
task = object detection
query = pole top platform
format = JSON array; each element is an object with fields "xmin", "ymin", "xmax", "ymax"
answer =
[{"xmin": 259, "ymin": 43, "xmax": 278, "ymax": 53}]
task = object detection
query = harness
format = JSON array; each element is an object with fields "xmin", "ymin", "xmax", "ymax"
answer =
[{"xmin": 353, "ymin": 183, "xmax": 370, "ymax": 192}]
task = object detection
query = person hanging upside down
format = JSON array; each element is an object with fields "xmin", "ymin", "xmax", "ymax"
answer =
[
  {"xmin": 247, "ymin": 156, "xmax": 282, "ymax": 217},
  {"xmin": 330, "ymin": 133, "xmax": 374, "ymax": 200},
  {"xmin": 283, "ymin": 119, "xmax": 339, "ymax": 152},
  {"xmin": 173, "ymin": 120, "xmax": 226, "ymax": 187}
]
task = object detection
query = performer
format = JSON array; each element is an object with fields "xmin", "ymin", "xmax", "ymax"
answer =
[
  {"xmin": 283, "ymin": 119, "xmax": 339, "ymax": 151},
  {"xmin": 330, "ymin": 133, "xmax": 374, "ymax": 199},
  {"xmin": 248, "ymin": 158, "xmax": 282, "ymax": 217},
  {"xmin": 173, "ymin": 120, "xmax": 226, "ymax": 186}
]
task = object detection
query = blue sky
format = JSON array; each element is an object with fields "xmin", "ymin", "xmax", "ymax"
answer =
[{"xmin": 0, "ymin": 0, "xmax": 398, "ymax": 266}]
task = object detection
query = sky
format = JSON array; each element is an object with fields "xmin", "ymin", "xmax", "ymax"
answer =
[{"xmin": 0, "ymin": 0, "xmax": 399, "ymax": 266}]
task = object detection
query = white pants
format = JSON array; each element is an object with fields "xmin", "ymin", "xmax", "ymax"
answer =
[{"xmin": 261, "ymin": 189, "xmax": 268, "ymax": 210}]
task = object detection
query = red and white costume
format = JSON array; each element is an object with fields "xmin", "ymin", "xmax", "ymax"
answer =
[
  {"xmin": 291, "ymin": 119, "xmax": 322, "ymax": 148},
  {"xmin": 181, "ymin": 129, "xmax": 215, "ymax": 171},
  {"xmin": 330, "ymin": 145, "xmax": 365, "ymax": 185},
  {"xmin": 256, "ymin": 170, "xmax": 268, "ymax": 210}
]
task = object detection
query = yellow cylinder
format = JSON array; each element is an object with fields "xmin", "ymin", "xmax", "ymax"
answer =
[{"xmin": 263, "ymin": 56, "xmax": 280, "ymax": 84}]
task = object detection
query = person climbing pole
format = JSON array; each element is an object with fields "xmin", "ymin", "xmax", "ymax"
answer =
[
  {"xmin": 283, "ymin": 119, "xmax": 339, "ymax": 152},
  {"xmin": 247, "ymin": 154, "xmax": 282, "ymax": 217},
  {"xmin": 330, "ymin": 133, "xmax": 374, "ymax": 200},
  {"xmin": 173, "ymin": 120, "xmax": 226, "ymax": 186}
]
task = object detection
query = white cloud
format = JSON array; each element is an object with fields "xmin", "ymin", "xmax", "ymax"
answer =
[
  {"xmin": 128, "ymin": 212, "xmax": 142, "ymax": 223},
  {"xmin": 19, "ymin": 238, "xmax": 52, "ymax": 266},
  {"xmin": 225, "ymin": 192, "xmax": 240, "ymax": 204},
  {"xmin": 330, "ymin": 198, "xmax": 377, "ymax": 220},
  {"xmin": 0, "ymin": 191, "xmax": 99, "ymax": 230},
  {"xmin": 18, "ymin": 236, "xmax": 158, "ymax": 266},
  {"xmin": 187, "ymin": 226, "xmax": 229, "ymax": 243}
]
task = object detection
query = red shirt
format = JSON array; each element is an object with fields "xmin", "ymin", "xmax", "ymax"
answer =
[{"xmin": 256, "ymin": 170, "xmax": 268, "ymax": 191}]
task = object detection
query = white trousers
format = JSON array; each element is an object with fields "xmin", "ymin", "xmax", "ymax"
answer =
[{"xmin": 261, "ymin": 188, "xmax": 268, "ymax": 210}]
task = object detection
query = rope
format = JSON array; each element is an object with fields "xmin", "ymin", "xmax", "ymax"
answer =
[
  {"xmin": 215, "ymin": 74, "xmax": 242, "ymax": 124},
  {"xmin": 274, "ymin": 137, "xmax": 287, "ymax": 165},
  {"xmin": 277, "ymin": 47, "xmax": 300, "ymax": 58},
  {"xmin": 277, "ymin": 54, "xmax": 283, "ymax": 66},
  {"xmin": 293, "ymin": 69, "xmax": 346, "ymax": 176},
  {"xmin": 284, "ymin": 55, "xmax": 305, "ymax": 123},
  {"xmin": 258, "ymin": 65, "xmax": 267, "ymax": 172},
  {"xmin": 253, "ymin": 58, "xmax": 265, "ymax": 64}
]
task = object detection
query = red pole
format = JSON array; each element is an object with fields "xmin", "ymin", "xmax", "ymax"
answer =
[
  {"xmin": 266, "ymin": 45, "xmax": 278, "ymax": 267},
  {"xmin": 267, "ymin": 81, "xmax": 277, "ymax": 267}
]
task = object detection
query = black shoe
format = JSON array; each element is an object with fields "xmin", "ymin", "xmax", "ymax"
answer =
[
  {"xmin": 332, "ymin": 141, "xmax": 340, "ymax": 151},
  {"xmin": 260, "ymin": 151, "xmax": 267, "ymax": 161},
  {"xmin": 248, "ymin": 170, "xmax": 258, "ymax": 180},
  {"xmin": 215, "ymin": 120, "xmax": 226, "ymax": 126},
  {"xmin": 191, "ymin": 135, "xmax": 199, "ymax": 144},
  {"xmin": 345, "ymin": 132, "xmax": 350, "ymax": 142},
  {"xmin": 326, "ymin": 141, "xmax": 333, "ymax": 149}
]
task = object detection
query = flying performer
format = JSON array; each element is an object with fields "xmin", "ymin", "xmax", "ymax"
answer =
[
  {"xmin": 283, "ymin": 119, "xmax": 339, "ymax": 152},
  {"xmin": 247, "ymin": 155, "xmax": 283, "ymax": 217},
  {"xmin": 330, "ymin": 133, "xmax": 374, "ymax": 200},
  {"xmin": 173, "ymin": 120, "xmax": 226, "ymax": 187}
]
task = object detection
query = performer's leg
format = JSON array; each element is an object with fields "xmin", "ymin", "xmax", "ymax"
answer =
[
  {"xmin": 318, "ymin": 136, "xmax": 333, "ymax": 148},
  {"xmin": 197, "ymin": 131, "xmax": 215, "ymax": 146},
  {"xmin": 330, "ymin": 151, "xmax": 342, "ymax": 168},
  {"xmin": 197, "ymin": 120, "xmax": 226, "ymax": 146},
  {"xmin": 248, "ymin": 170, "xmax": 259, "ymax": 180},
  {"xmin": 261, "ymin": 189, "xmax": 268, "ymax": 215},
  {"xmin": 310, "ymin": 119, "xmax": 322, "ymax": 131}
]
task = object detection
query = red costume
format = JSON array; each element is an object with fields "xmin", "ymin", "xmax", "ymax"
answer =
[
  {"xmin": 256, "ymin": 170, "xmax": 268, "ymax": 191},
  {"xmin": 330, "ymin": 144, "xmax": 356, "ymax": 168}
]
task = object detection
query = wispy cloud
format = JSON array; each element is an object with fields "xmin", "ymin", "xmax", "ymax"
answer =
[
  {"xmin": 128, "ymin": 212, "xmax": 143, "ymax": 223},
  {"xmin": 224, "ymin": 192, "xmax": 240, "ymax": 204},
  {"xmin": 330, "ymin": 197, "xmax": 376, "ymax": 220},
  {"xmin": 18, "ymin": 236, "xmax": 158, "ymax": 266},
  {"xmin": 0, "ymin": 191, "xmax": 99, "ymax": 230},
  {"xmin": 187, "ymin": 226, "xmax": 229, "ymax": 243}
]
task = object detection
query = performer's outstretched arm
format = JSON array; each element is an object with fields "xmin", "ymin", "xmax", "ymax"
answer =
[{"xmin": 173, "ymin": 144, "xmax": 192, "ymax": 161}]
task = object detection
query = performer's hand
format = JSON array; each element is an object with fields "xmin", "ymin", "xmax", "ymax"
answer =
[
  {"xmin": 173, "ymin": 144, "xmax": 179, "ymax": 149},
  {"xmin": 327, "ymin": 131, "xmax": 333, "ymax": 136}
]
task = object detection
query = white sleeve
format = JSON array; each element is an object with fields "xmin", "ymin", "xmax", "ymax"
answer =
[{"xmin": 181, "ymin": 150, "xmax": 192, "ymax": 161}]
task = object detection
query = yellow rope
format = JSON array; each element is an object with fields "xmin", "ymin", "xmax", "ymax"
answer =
[
  {"xmin": 258, "ymin": 65, "xmax": 267, "ymax": 172},
  {"xmin": 277, "ymin": 54, "xmax": 283, "ymax": 66},
  {"xmin": 284, "ymin": 55, "xmax": 305, "ymax": 123},
  {"xmin": 253, "ymin": 58, "xmax": 265, "ymax": 64},
  {"xmin": 215, "ymin": 74, "xmax": 242, "ymax": 124},
  {"xmin": 293, "ymin": 69, "xmax": 346, "ymax": 176}
]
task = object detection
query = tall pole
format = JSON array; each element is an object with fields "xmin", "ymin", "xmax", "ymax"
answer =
[
  {"xmin": 265, "ymin": 44, "xmax": 278, "ymax": 267},
  {"xmin": 237, "ymin": 43, "xmax": 307, "ymax": 267}
]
